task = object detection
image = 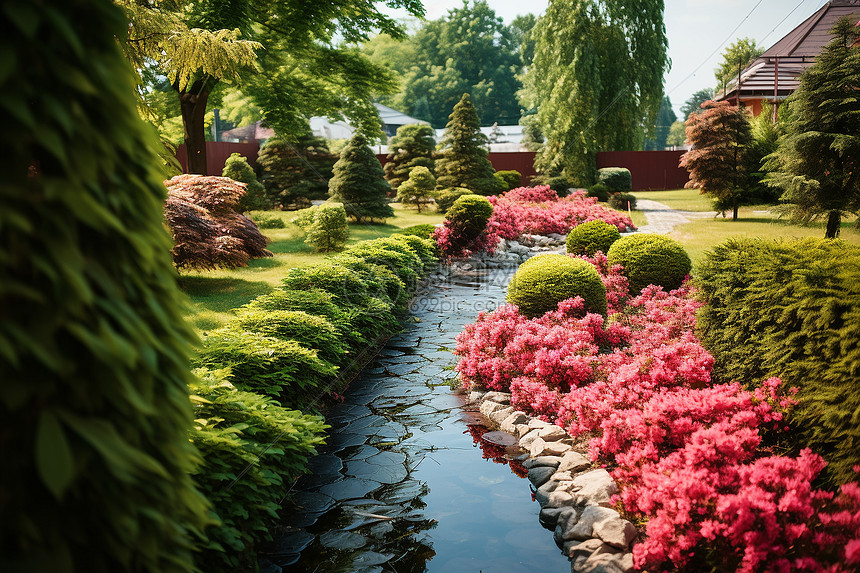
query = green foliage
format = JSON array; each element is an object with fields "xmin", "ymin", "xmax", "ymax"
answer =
[
  {"xmin": 328, "ymin": 254, "xmax": 406, "ymax": 309},
  {"xmin": 608, "ymin": 192, "xmax": 637, "ymax": 211},
  {"xmin": 666, "ymin": 120, "xmax": 687, "ymax": 147},
  {"xmin": 344, "ymin": 238, "xmax": 423, "ymax": 289},
  {"xmin": 189, "ymin": 368, "xmax": 326, "ymax": 570},
  {"xmin": 250, "ymin": 213, "xmax": 286, "ymax": 228},
  {"xmin": 680, "ymin": 88, "xmax": 715, "ymax": 120},
  {"xmin": 434, "ymin": 93, "xmax": 505, "ymax": 195},
  {"xmin": 536, "ymin": 174, "xmax": 576, "ymax": 197},
  {"xmin": 765, "ymin": 17, "xmax": 860, "ymax": 239},
  {"xmin": 435, "ymin": 187, "xmax": 473, "ymax": 213},
  {"xmin": 397, "ymin": 166, "xmax": 437, "ymax": 212},
  {"xmin": 389, "ymin": 234, "xmax": 439, "ymax": 269},
  {"xmin": 194, "ymin": 333, "xmax": 336, "ymax": 408},
  {"xmin": 507, "ymin": 254, "xmax": 607, "ymax": 318},
  {"xmin": 607, "ymin": 234, "xmax": 691, "ymax": 294},
  {"xmin": 223, "ymin": 153, "xmax": 268, "ymax": 211},
  {"xmin": 598, "ymin": 168, "xmax": 632, "ymax": 192},
  {"xmin": 384, "ymin": 124, "xmax": 436, "ymax": 189},
  {"xmin": 680, "ymin": 100, "xmax": 753, "ymax": 220},
  {"xmin": 523, "ymin": 0, "xmax": 669, "ymax": 183},
  {"xmin": 495, "ymin": 170, "xmax": 523, "ymax": 190},
  {"xmin": 644, "ymin": 96, "xmax": 677, "ymax": 151},
  {"xmin": 329, "ymin": 133, "xmax": 394, "ymax": 223},
  {"xmin": 1, "ymin": 2, "xmax": 210, "ymax": 570},
  {"xmin": 257, "ymin": 134, "xmax": 336, "ymax": 209},
  {"xmin": 304, "ymin": 203, "xmax": 350, "ymax": 252},
  {"xmin": 282, "ymin": 261, "xmax": 389, "ymax": 308},
  {"xmin": 566, "ymin": 220, "xmax": 621, "ymax": 256},
  {"xmin": 586, "ymin": 183, "xmax": 610, "ymax": 202},
  {"xmin": 745, "ymin": 101, "xmax": 782, "ymax": 204},
  {"xmin": 232, "ymin": 309, "xmax": 346, "ymax": 363},
  {"xmin": 363, "ymin": 1, "xmax": 528, "ymax": 128},
  {"xmin": 447, "ymin": 194, "xmax": 494, "ymax": 233},
  {"xmin": 696, "ymin": 238, "xmax": 860, "ymax": 484},
  {"xmin": 714, "ymin": 38, "xmax": 764, "ymax": 92},
  {"xmin": 394, "ymin": 224, "xmax": 438, "ymax": 239}
]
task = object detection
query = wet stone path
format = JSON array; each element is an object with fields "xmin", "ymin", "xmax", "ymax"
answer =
[{"xmin": 262, "ymin": 267, "xmax": 571, "ymax": 573}]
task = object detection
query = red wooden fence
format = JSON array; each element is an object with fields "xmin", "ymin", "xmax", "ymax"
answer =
[
  {"xmin": 596, "ymin": 150, "xmax": 689, "ymax": 191},
  {"xmin": 176, "ymin": 141, "xmax": 260, "ymax": 175}
]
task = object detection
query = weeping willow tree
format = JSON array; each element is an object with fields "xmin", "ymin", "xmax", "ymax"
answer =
[{"xmin": 521, "ymin": 0, "xmax": 669, "ymax": 184}]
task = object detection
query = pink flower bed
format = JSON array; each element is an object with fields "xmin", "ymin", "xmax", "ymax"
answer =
[
  {"xmin": 453, "ymin": 256, "xmax": 860, "ymax": 572},
  {"xmin": 487, "ymin": 186, "xmax": 636, "ymax": 240}
]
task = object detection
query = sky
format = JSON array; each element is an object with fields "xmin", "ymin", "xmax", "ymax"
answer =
[{"xmin": 383, "ymin": 0, "xmax": 832, "ymax": 118}]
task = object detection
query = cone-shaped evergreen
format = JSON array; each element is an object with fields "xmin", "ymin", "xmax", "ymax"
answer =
[
  {"xmin": 328, "ymin": 132, "xmax": 394, "ymax": 222},
  {"xmin": 435, "ymin": 93, "xmax": 505, "ymax": 195},
  {"xmin": 1, "ymin": 1, "xmax": 209, "ymax": 570},
  {"xmin": 384, "ymin": 124, "xmax": 436, "ymax": 189},
  {"xmin": 767, "ymin": 17, "xmax": 860, "ymax": 238}
]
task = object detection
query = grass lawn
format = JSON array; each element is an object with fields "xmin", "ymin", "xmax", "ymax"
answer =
[
  {"xmin": 179, "ymin": 204, "xmax": 443, "ymax": 333},
  {"xmin": 632, "ymin": 188, "xmax": 860, "ymax": 267}
]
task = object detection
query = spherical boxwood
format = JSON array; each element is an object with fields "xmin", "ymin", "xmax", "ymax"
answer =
[
  {"xmin": 607, "ymin": 233, "xmax": 692, "ymax": 294},
  {"xmin": 506, "ymin": 254, "xmax": 607, "ymax": 318},
  {"xmin": 446, "ymin": 194, "xmax": 494, "ymax": 232},
  {"xmin": 566, "ymin": 220, "xmax": 621, "ymax": 256}
]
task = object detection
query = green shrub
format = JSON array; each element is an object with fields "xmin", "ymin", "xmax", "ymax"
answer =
[
  {"xmin": 223, "ymin": 152, "xmax": 268, "ymax": 211},
  {"xmin": 194, "ymin": 332, "xmax": 337, "ymax": 408},
  {"xmin": 328, "ymin": 254, "xmax": 406, "ymax": 308},
  {"xmin": 697, "ymin": 238, "xmax": 860, "ymax": 484},
  {"xmin": 608, "ymin": 192, "xmax": 637, "ymax": 210},
  {"xmin": 542, "ymin": 174, "xmax": 575, "ymax": 197},
  {"xmin": 389, "ymin": 234, "xmax": 438, "ymax": 269},
  {"xmin": 447, "ymin": 194, "xmax": 494, "ymax": 232},
  {"xmin": 304, "ymin": 203, "xmax": 349, "ymax": 252},
  {"xmin": 2, "ymin": 3, "xmax": 210, "ymax": 570},
  {"xmin": 344, "ymin": 242, "xmax": 421, "ymax": 290},
  {"xmin": 598, "ymin": 167, "xmax": 632, "ymax": 192},
  {"xmin": 282, "ymin": 261, "xmax": 389, "ymax": 308},
  {"xmin": 566, "ymin": 220, "xmax": 621, "ymax": 256},
  {"xmin": 189, "ymin": 368, "xmax": 326, "ymax": 570},
  {"xmin": 607, "ymin": 234, "xmax": 691, "ymax": 294},
  {"xmin": 395, "ymin": 223, "xmax": 438, "ymax": 239},
  {"xmin": 396, "ymin": 165, "xmax": 436, "ymax": 212},
  {"xmin": 586, "ymin": 183, "xmax": 610, "ymax": 202},
  {"xmin": 435, "ymin": 187, "xmax": 472, "ymax": 213},
  {"xmin": 232, "ymin": 309, "xmax": 346, "ymax": 363},
  {"xmin": 506, "ymin": 254, "xmax": 607, "ymax": 318},
  {"xmin": 251, "ymin": 213, "xmax": 286, "ymax": 228},
  {"xmin": 495, "ymin": 170, "xmax": 523, "ymax": 190}
]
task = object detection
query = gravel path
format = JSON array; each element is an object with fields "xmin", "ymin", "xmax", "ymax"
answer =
[{"xmin": 634, "ymin": 198, "xmax": 717, "ymax": 235}]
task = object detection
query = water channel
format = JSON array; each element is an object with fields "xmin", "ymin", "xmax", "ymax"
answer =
[{"xmin": 261, "ymin": 266, "xmax": 571, "ymax": 573}]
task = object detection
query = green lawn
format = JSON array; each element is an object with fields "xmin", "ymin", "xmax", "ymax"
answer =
[
  {"xmin": 179, "ymin": 204, "xmax": 443, "ymax": 334},
  {"xmin": 632, "ymin": 188, "xmax": 860, "ymax": 267}
]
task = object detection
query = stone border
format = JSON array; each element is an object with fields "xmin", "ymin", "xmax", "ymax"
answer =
[{"xmin": 467, "ymin": 390, "xmax": 637, "ymax": 573}]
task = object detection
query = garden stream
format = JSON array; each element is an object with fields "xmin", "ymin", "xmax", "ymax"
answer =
[{"xmin": 262, "ymin": 266, "xmax": 572, "ymax": 573}]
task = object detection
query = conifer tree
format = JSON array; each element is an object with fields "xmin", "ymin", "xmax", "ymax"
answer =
[
  {"xmin": 257, "ymin": 133, "xmax": 335, "ymax": 209},
  {"xmin": 2, "ymin": 1, "xmax": 209, "ymax": 569},
  {"xmin": 397, "ymin": 166, "xmax": 436, "ymax": 212},
  {"xmin": 384, "ymin": 124, "xmax": 437, "ymax": 189},
  {"xmin": 328, "ymin": 132, "xmax": 394, "ymax": 222},
  {"xmin": 435, "ymin": 93, "xmax": 505, "ymax": 195},
  {"xmin": 680, "ymin": 100, "xmax": 753, "ymax": 220},
  {"xmin": 767, "ymin": 17, "xmax": 860, "ymax": 239},
  {"xmin": 223, "ymin": 153, "xmax": 268, "ymax": 211}
]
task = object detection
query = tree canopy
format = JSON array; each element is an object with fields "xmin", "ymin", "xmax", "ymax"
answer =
[
  {"xmin": 680, "ymin": 88, "xmax": 715, "ymax": 120},
  {"xmin": 714, "ymin": 37, "xmax": 764, "ymax": 92},
  {"xmin": 644, "ymin": 96, "xmax": 677, "ymax": 150},
  {"xmin": 384, "ymin": 124, "xmax": 437, "ymax": 189},
  {"xmin": 328, "ymin": 133, "xmax": 394, "ymax": 222},
  {"xmin": 766, "ymin": 17, "xmax": 860, "ymax": 238},
  {"xmin": 522, "ymin": 0, "xmax": 670, "ymax": 184}
]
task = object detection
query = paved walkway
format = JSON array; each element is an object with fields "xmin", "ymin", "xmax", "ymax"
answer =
[{"xmin": 634, "ymin": 198, "xmax": 717, "ymax": 235}]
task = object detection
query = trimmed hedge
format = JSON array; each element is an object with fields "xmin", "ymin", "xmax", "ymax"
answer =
[
  {"xmin": 507, "ymin": 254, "xmax": 607, "ymax": 318},
  {"xmin": 598, "ymin": 167, "xmax": 632, "ymax": 192},
  {"xmin": 495, "ymin": 169, "xmax": 523, "ymax": 190},
  {"xmin": 394, "ymin": 224, "xmax": 437, "ymax": 239},
  {"xmin": 697, "ymin": 238, "xmax": 860, "ymax": 484},
  {"xmin": 608, "ymin": 192, "xmax": 637, "ymax": 211},
  {"xmin": 233, "ymin": 310, "xmax": 346, "ymax": 363},
  {"xmin": 607, "ymin": 234, "xmax": 691, "ymax": 294},
  {"xmin": 586, "ymin": 183, "xmax": 610, "ymax": 202},
  {"xmin": 566, "ymin": 220, "xmax": 621, "ymax": 256}
]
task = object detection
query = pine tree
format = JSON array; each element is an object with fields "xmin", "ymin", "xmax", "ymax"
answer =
[
  {"xmin": 397, "ymin": 166, "xmax": 436, "ymax": 212},
  {"xmin": 435, "ymin": 93, "xmax": 505, "ymax": 195},
  {"xmin": 767, "ymin": 17, "xmax": 860, "ymax": 239},
  {"xmin": 328, "ymin": 132, "xmax": 394, "ymax": 222},
  {"xmin": 257, "ymin": 133, "xmax": 335, "ymax": 209},
  {"xmin": 384, "ymin": 124, "xmax": 436, "ymax": 189},
  {"xmin": 680, "ymin": 100, "xmax": 753, "ymax": 220},
  {"xmin": 222, "ymin": 153, "xmax": 268, "ymax": 211},
  {"xmin": 2, "ymin": 1, "xmax": 209, "ymax": 569}
]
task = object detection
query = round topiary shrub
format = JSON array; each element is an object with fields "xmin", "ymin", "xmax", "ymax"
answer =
[
  {"xmin": 506, "ymin": 254, "xmax": 607, "ymax": 318},
  {"xmin": 447, "ymin": 194, "xmax": 494, "ymax": 232},
  {"xmin": 566, "ymin": 220, "xmax": 621, "ymax": 256},
  {"xmin": 607, "ymin": 233, "xmax": 692, "ymax": 294}
]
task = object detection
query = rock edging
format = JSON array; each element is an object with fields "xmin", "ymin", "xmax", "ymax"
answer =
[{"xmin": 469, "ymin": 390, "xmax": 637, "ymax": 573}]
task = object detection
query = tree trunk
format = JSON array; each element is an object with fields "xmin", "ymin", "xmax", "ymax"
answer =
[
  {"xmin": 732, "ymin": 199, "xmax": 739, "ymax": 221},
  {"xmin": 826, "ymin": 210, "xmax": 841, "ymax": 239},
  {"xmin": 178, "ymin": 81, "xmax": 210, "ymax": 175}
]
